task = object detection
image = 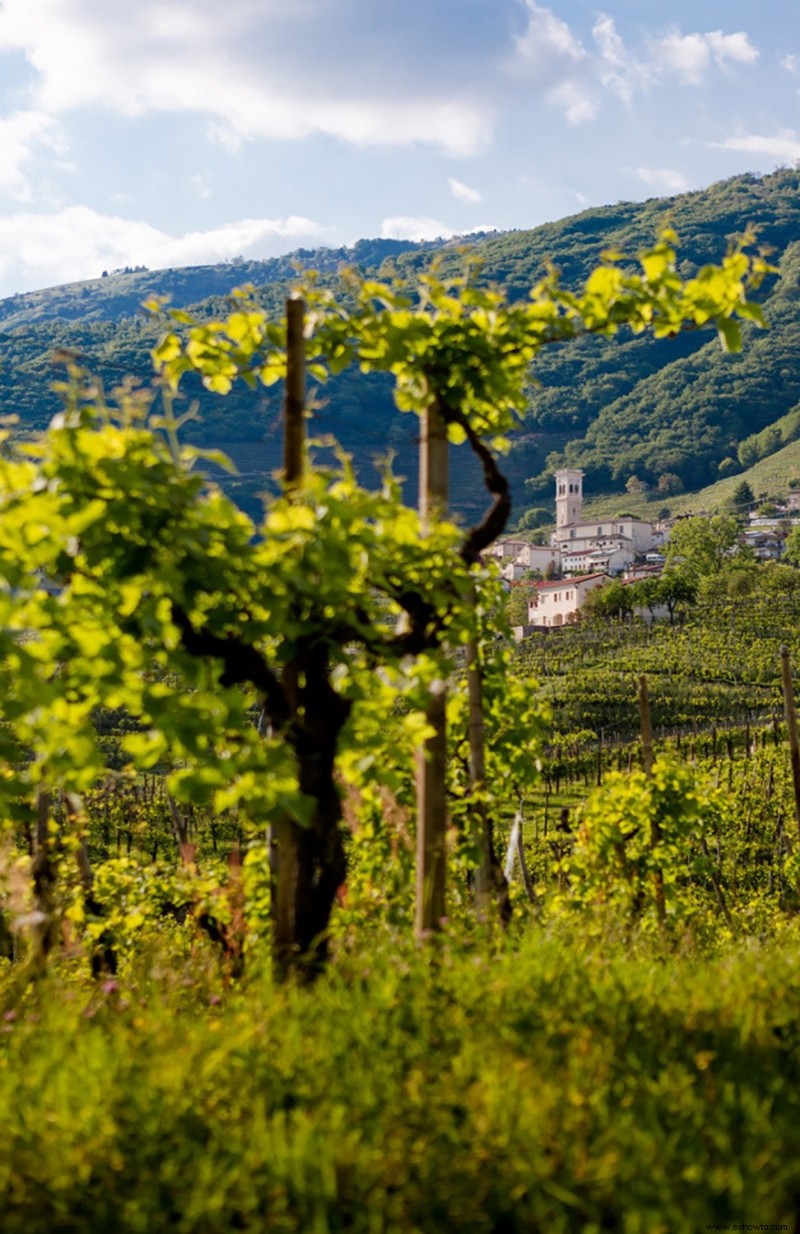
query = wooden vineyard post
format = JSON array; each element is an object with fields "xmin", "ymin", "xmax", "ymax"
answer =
[
  {"xmin": 31, "ymin": 789, "xmax": 58, "ymax": 967},
  {"xmin": 283, "ymin": 297, "xmax": 306, "ymax": 494},
  {"xmin": 639, "ymin": 674, "xmax": 665, "ymax": 930},
  {"xmin": 271, "ymin": 297, "xmax": 306, "ymax": 978},
  {"xmin": 467, "ymin": 625, "xmax": 510, "ymax": 920},
  {"xmin": 467, "ymin": 635, "xmax": 490, "ymax": 902},
  {"xmin": 780, "ymin": 646, "xmax": 800, "ymax": 842},
  {"xmin": 638, "ymin": 675, "xmax": 654, "ymax": 777},
  {"xmin": 415, "ymin": 401, "xmax": 449, "ymax": 937}
]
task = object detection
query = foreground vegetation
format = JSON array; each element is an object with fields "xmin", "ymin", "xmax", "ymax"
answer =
[
  {"xmin": 0, "ymin": 237, "xmax": 792, "ymax": 1229},
  {"xmin": 2, "ymin": 924, "xmax": 800, "ymax": 1233}
]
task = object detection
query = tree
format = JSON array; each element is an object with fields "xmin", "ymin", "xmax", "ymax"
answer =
[
  {"xmin": 730, "ymin": 480, "xmax": 755, "ymax": 512},
  {"xmin": 626, "ymin": 576, "xmax": 662, "ymax": 620},
  {"xmin": 784, "ymin": 525, "xmax": 800, "ymax": 567},
  {"xmin": 664, "ymin": 515, "xmax": 740, "ymax": 581},
  {"xmin": 516, "ymin": 506, "xmax": 551, "ymax": 531},
  {"xmin": 656, "ymin": 472, "xmax": 683, "ymax": 496},
  {"xmin": 585, "ymin": 580, "xmax": 630, "ymax": 621},
  {"xmin": 505, "ymin": 585, "xmax": 534, "ymax": 627}
]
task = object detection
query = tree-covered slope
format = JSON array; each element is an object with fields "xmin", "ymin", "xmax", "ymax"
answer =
[
  {"xmin": 0, "ymin": 168, "xmax": 797, "ymax": 517},
  {"xmin": 546, "ymin": 241, "xmax": 800, "ymax": 493}
]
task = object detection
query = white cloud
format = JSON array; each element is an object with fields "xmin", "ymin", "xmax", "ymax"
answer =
[
  {"xmin": 510, "ymin": 3, "xmax": 596, "ymax": 123},
  {"xmin": 547, "ymin": 81, "xmax": 596, "ymax": 125},
  {"xmin": 0, "ymin": 0, "xmax": 495, "ymax": 155},
  {"xmin": 380, "ymin": 218, "xmax": 495, "ymax": 243},
  {"xmin": 704, "ymin": 31, "xmax": 759, "ymax": 67},
  {"xmin": 0, "ymin": 206, "xmax": 331, "ymax": 290},
  {"xmin": 381, "ymin": 216, "xmax": 456, "ymax": 242},
  {"xmin": 781, "ymin": 54, "xmax": 799, "ymax": 75},
  {"xmin": 711, "ymin": 132, "xmax": 800, "ymax": 163},
  {"xmin": 654, "ymin": 29, "xmax": 758, "ymax": 84},
  {"xmin": 0, "ymin": 110, "xmax": 66, "ymax": 198},
  {"xmin": 510, "ymin": 10, "xmax": 757, "ymax": 125},
  {"xmin": 448, "ymin": 177, "xmax": 481, "ymax": 204},
  {"xmin": 634, "ymin": 167, "xmax": 689, "ymax": 194},
  {"xmin": 514, "ymin": 2, "xmax": 586, "ymax": 70},
  {"xmin": 0, "ymin": 1, "xmax": 768, "ymax": 183},
  {"xmin": 592, "ymin": 15, "xmax": 650, "ymax": 105}
]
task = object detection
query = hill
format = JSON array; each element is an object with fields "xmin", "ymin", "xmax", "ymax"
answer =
[
  {"xmin": 0, "ymin": 168, "xmax": 798, "ymax": 520},
  {"xmin": 582, "ymin": 435, "xmax": 800, "ymax": 524}
]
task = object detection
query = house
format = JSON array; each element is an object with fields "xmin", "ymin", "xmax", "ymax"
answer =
[
  {"xmin": 500, "ymin": 559, "xmax": 530, "ymax": 582},
  {"xmin": 497, "ymin": 547, "xmax": 561, "ymax": 581},
  {"xmin": 741, "ymin": 529, "xmax": 785, "ymax": 561},
  {"xmin": 517, "ymin": 543, "xmax": 561, "ymax": 573},
  {"xmin": 623, "ymin": 562, "xmax": 664, "ymax": 581},
  {"xmin": 527, "ymin": 573, "xmax": 608, "ymax": 628},
  {"xmin": 485, "ymin": 538, "xmax": 531, "ymax": 561},
  {"xmin": 560, "ymin": 542, "xmax": 634, "ymax": 577}
]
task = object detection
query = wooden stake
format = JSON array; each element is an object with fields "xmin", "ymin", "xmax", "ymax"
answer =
[
  {"xmin": 283, "ymin": 297, "xmax": 305, "ymax": 489},
  {"xmin": 638, "ymin": 674, "xmax": 654, "ymax": 777},
  {"xmin": 503, "ymin": 809, "xmax": 536, "ymax": 905},
  {"xmin": 780, "ymin": 646, "xmax": 800, "ymax": 842},
  {"xmin": 467, "ymin": 637, "xmax": 490, "ymax": 902},
  {"xmin": 415, "ymin": 401, "xmax": 449, "ymax": 936},
  {"xmin": 272, "ymin": 297, "xmax": 306, "ymax": 977},
  {"xmin": 31, "ymin": 789, "xmax": 58, "ymax": 965},
  {"xmin": 639, "ymin": 674, "xmax": 665, "ymax": 930},
  {"xmin": 466, "ymin": 628, "xmax": 510, "ymax": 920}
]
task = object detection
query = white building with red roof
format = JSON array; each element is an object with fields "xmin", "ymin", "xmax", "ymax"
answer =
[{"xmin": 526, "ymin": 573, "xmax": 609, "ymax": 628}]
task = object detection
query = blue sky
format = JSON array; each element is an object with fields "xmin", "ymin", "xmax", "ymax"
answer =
[{"xmin": 0, "ymin": 0, "xmax": 796, "ymax": 298}]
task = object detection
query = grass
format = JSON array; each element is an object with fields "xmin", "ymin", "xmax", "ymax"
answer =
[
  {"xmin": 578, "ymin": 438, "xmax": 800, "ymax": 524},
  {"xmin": 2, "ymin": 924, "xmax": 800, "ymax": 1232}
]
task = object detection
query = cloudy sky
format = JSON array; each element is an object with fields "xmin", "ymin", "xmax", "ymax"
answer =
[{"xmin": 0, "ymin": 0, "xmax": 796, "ymax": 298}]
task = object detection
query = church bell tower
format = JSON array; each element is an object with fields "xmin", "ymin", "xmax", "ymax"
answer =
[{"xmin": 555, "ymin": 468, "xmax": 584, "ymax": 529}]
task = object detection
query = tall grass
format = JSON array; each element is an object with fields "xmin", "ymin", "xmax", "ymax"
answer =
[{"xmin": 1, "ymin": 922, "xmax": 799, "ymax": 1232}]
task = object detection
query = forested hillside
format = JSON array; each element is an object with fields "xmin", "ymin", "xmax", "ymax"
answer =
[{"xmin": 0, "ymin": 168, "xmax": 798, "ymax": 517}]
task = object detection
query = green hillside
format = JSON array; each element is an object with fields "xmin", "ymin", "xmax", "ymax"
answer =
[
  {"xmin": 583, "ymin": 436, "xmax": 800, "ymax": 524},
  {"xmin": 0, "ymin": 168, "xmax": 798, "ymax": 518}
]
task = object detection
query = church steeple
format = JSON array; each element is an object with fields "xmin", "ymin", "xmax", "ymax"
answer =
[{"xmin": 555, "ymin": 468, "xmax": 583, "ymax": 528}]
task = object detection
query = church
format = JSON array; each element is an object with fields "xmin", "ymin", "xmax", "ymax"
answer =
[{"xmin": 550, "ymin": 469, "xmax": 664, "ymax": 576}]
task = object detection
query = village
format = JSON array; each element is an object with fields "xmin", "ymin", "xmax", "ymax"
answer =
[{"xmin": 487, "ymin": 468, "xmax": 800, "ymax": 632}]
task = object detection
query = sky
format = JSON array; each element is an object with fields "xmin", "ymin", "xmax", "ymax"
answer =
[{"xmin": 0, "ymin": 0, "xmax": 797, "ymax": 299}]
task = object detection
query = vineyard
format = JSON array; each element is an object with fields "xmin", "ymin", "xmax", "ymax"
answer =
[{"xmin": 2, "ymin": 247, "xmax": 800, "ymax": 1232}]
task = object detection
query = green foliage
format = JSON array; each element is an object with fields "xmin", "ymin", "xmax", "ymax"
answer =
[
  {"xmin": 566, "ymin": 755, "xmax": 719, "ymax": 928},
  {"xmin": 737, "ymin": 402, "xmax": 800, "ymax": 468},
  {"xmin": 514, "ymin": 505, "xmax": 551, "ymax": 530},
  {"xmin": 2, "ymin": 930, "xmax": 800, "ymax": 1231},
  {"xmin": 0, "ymin": 373, "xmax": 481, "ymax": 848},
  {"xmin": 730, "ymin": 479, "xmax": 755, "ymax": 510},
  {"xmin": 664, "ymin": 514, "xmax": 741, "ymax": 580},
  {"xmin": 784, "ymin": 524, "xmax": 800, "ymax": 567},
  {"xmin": 505, "ymin": 584, "xmax": 534, "ymax": 627},
  {"xmin": 516, "ymin": 588, "xmax": 797, "ymax": 736},
  {"xmin": 0, "ymin": 200, "xmax": 799, "ymax": 1231}
]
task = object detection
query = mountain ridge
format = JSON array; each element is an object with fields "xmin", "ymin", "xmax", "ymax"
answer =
[{"xmin": 0, "ymin": 168, "xmax": 797, "ymax": 522}]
